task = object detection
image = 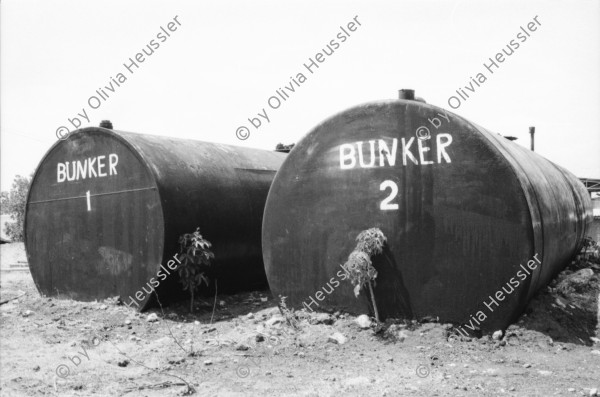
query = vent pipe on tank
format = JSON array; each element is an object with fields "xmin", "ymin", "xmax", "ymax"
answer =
[
  {"xmin": 398, "ymin": 89, "xmax": 415, "ymax": 100},
  {"xmin": 529, "ymin": 126, "xmax": 535, "ymax": 151}
]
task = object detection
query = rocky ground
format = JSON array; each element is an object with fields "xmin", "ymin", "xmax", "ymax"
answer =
[{"xmin": 1, "ymin": 242, "xmax": 599, "ymax": 397}]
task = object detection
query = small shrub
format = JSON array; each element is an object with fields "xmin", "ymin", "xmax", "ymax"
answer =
[
  {"xmin": 341, "ymin": 227, "xmax": 387, "ymax": 323},
  {"xmin": 343, "ymin": 251, "xmax": 377, "ymax": 297},
  {"xmin": 177, "ymin": 228, "xmax": 215, "ymax": 313},
  {"xmin": 355, "ymin": 228, "xmax": 387, "ymax": 256},
  {"xmin": 277, "ymin": 295, "xmax": 299, "ymax": 329}
]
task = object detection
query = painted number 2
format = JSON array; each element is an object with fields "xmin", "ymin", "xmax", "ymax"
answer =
[
  {"xmin": 379, "ymin": 180, "xmax": 399, "ymax": 210},
  {"xmin": 86, "ymin": 190, "xmax": 91, "ymax": 211}
]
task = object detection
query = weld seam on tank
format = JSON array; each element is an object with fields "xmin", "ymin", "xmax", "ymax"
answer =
[
  {"xmin": 28, "ymin": 187, "xmax": 158, "ymax": 204},
  {"xmin": 500, "ymin": 136, "xmax": 546, "ymax": 294},
  {"xmin": 474, "ymin": 123, "xmax": 547, "ymax": 298}
]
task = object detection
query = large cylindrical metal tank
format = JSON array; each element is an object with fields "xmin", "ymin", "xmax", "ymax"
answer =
[
  {"xmin": 25, "ymin": 127, "xmax": 285, "ymax": 309},
  {"xmin": 262, "ymin": 95, "xmax": 592, "ymax": 331}
]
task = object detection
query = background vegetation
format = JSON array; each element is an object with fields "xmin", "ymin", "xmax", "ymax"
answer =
[{"xmin": 1, "ymin": 174, "xmax": 32, "ymax": 241}]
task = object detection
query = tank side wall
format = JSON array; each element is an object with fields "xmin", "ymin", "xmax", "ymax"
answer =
[
  {"xmin": 117, "ymin": 131, "xmax": 286, "ymax": 295},
  {"xmin": 476, "ymin": 127, "xmax": 593, "ymax": 292}
]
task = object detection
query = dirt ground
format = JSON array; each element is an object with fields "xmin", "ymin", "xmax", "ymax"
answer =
[{"xmin": 1, "ymin": 242, "xmax": 599, "ymax": 397}]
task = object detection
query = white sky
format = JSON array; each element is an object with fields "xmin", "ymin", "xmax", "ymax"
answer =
[{"xmin": 1, "ymin": 0, "xmax": 599, "ymax": 190}]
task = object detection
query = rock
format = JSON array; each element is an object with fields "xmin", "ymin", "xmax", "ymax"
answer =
[
  {"xmin": 99, "ymin": 304, "xmax": 108, "ymax": 310},
  {"xmin": 492, "ymin": 330, "xmax": 503, "ymax": 340},
  {"xmin": 557, "ymin": 269, "xmax": 594, "ymax": 293},
  {"xmin": 33, "ymin": 365, "xmax": 40, "ymax": 371},
  {"xmin": 219, "ymin": 300, "xmax": 226, "ymax": 306},
  {"xmin": 538, "ymin": 370, "xmax": 552, "ymax": 376},
  {"xmin": 167, "ymin": 356, "xmax": 185, "ymax": 365},
  {"xmin": 384, "ymin": 325, "xmax": 409, "ymax": 342},
  {"xmin": 124, "ymin": 320, "xmax": 131, "ymax": 325},
  {"xmin": 203, "ymin": 360, "xmax": 212, "ymax": 365},
  {"xmin": 235, "ymin": 343, "xmax": 250, "ymax": 351},
  {"xmin": 420, "ymin": 323, "xmax": 436, "ymax": 332},
  {"xmin": 523, "ymin": 363, "xmax": 532, "ymax": 368},
  {"xmin": 354, "ymin": 315, "xmax": 372, "ymax": 329},
  {"xmin": 328, "ymin": 332, "xmax": 347, "ymax": 345},
  {"xmin": 22, "ymin": 310, "xmax": 33, "ymax": 317},
  {"xmin": 265, "ymin": 316, "xmax": 284, "ymax": 326},
  {"xmin": 117, "ymin": 359, "xmax": 129, "ymax": 367},
  {"xmin": 397, "ymin": 331, "xmax": 408, "ymax": 342},
  {"xmin": 568, "ymin": 388, "xmax": 576, "ymax": 393},
  {"xmin": 555, "ymin": 297, "xmax": 568, "ymax": 308},
  {"xmin": 591, "ymin": 350, "xmax": 600, "ymax": 356},
  {"xmin": 146, "ymin": 313, "xmax": 159, "ymax": 322},
  {"xmin": 260, "ymin": 297, "xmax": 268, "ymax": 302},
  {"xmin": 246, "ymin": 313, "xmax": 254, "ymax": 319},
  {"xmin": 591, "ymin": 337, "xmax": 600, "ymax": 344},
  {"xmin": 255, "ymin": 334, "xmax": 265, "ymax": 342},
  {"xmin": 590, "ymin": 388, "xmax": 598, "ymax": 397},
  {"xmin": 311, "ymin": 313, "xmax": 334, "ymax": 325}
]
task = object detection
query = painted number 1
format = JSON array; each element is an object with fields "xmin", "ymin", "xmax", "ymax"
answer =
[
  {"xmin": 379, "ymin": 180, "xmax": 399, "ymax": 210},
  {"xmin": 86, "ymin": 190, "xmax": 91, "ymax": 211}
]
